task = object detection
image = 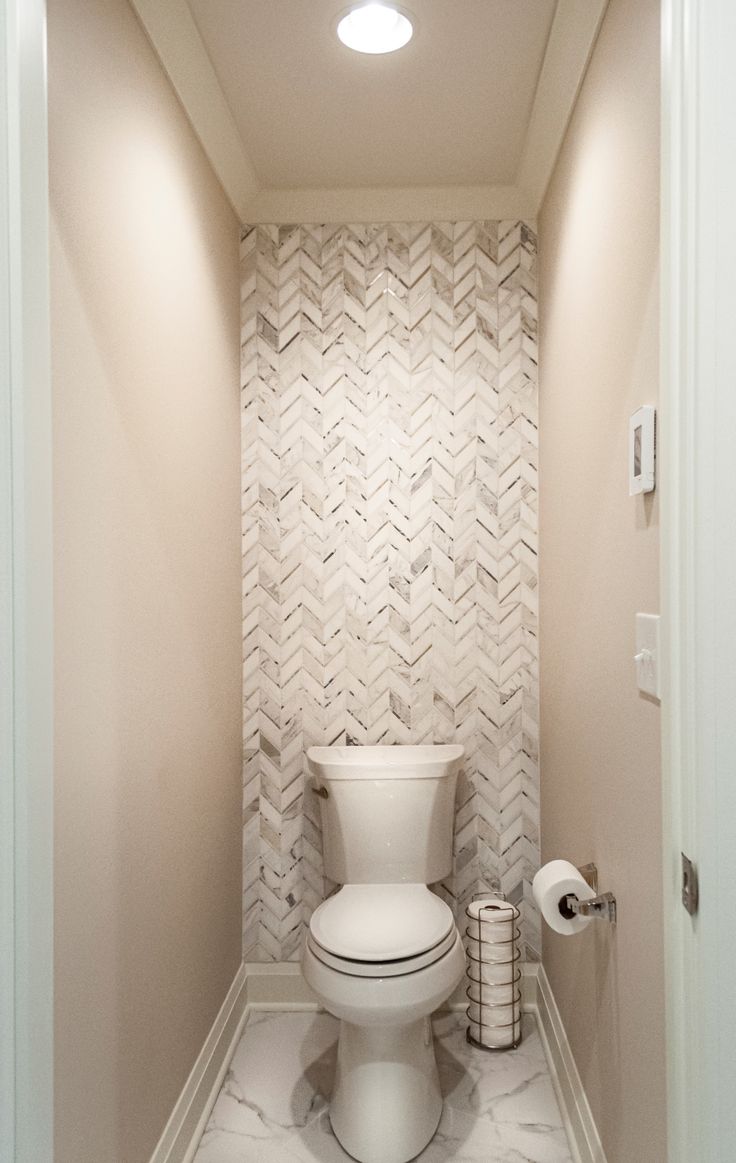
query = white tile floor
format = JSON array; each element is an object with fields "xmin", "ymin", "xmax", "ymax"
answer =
[{"xmin": 193, "ymin": 1011, "xmax": 573, "ymax": 1163}]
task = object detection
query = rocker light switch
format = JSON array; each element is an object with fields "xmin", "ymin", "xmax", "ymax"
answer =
[{"xmin": 635, "ymin": 613, "xmax": 660, "ymax": 700}]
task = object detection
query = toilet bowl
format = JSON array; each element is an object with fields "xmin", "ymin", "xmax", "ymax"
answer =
[
  {"xmin": 304, "ymin": 929, "xmax": 465, "ymax": 1163},
  {"xmin": 302, "ymin": 745, "xmax": 466, "ymax": 1163}
]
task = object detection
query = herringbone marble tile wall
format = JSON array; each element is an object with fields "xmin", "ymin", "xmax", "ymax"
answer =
[{"xmin": 241, "ymin": 221, "xmax": 539, "ymax": 962}]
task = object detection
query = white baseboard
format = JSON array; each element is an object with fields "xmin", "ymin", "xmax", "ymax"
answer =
[
  {"xmin": 244, "ymin": 959, "xmax": 320, "ymax": 1008},
  {"xmin": 243, "ymin": 959, "xmax": 540, "ymax": 1012},
  {"xmin": 533, "ymin": 964, "xmax": 607, "ymax": 1163},
  {"xmin": 149, "ymin": 962, "xmax": 249, "ymax": 1163}
]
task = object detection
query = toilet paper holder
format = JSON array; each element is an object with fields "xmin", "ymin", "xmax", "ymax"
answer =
[
  {"xmin": 561, "ymin": 863, "xmax": 617, "ymax": 924},
  {"xmin": 464, "ymin": 895, "xmax": 522, "ymax": 1052}
]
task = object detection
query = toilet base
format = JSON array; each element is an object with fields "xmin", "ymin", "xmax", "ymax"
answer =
[{"xmin": 329, "ymin": 1016, "xmax": 443, "ymax": 1163}]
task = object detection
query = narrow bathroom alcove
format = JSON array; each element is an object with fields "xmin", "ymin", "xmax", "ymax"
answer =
[{"xmin": 41, "ymin": 1, "xmax": 665, "ymax": 1162}]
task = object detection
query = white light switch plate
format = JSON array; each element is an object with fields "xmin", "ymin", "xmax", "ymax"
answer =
[{"xmin": 635, "ymin": 613, "xmax": 660, "ymax": 699}]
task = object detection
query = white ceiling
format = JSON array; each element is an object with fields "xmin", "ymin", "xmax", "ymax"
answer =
[
  {"xmin": 186, "ymin": 0, "xmax": 556, "ymax": 191},
  {"xmin": 130, "ymin": 0, "xmax": 608, "ymax": 222}
]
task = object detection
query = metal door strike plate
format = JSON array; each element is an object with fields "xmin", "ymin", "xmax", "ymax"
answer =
[{"xmin": 681, "ymin": 852, "xmax": 699, "ymax": 916}]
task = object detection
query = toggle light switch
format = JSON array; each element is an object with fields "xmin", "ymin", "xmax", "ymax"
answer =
[{"xmin": 635, "ymin": 613, "xmax": 660, "ymax": 699}]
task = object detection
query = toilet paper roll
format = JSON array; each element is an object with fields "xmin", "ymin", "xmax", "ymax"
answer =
[
  {"xmin": 467, "ymin": 979, "xmax": 520, "ymax": 1007},
  {"xmin": 532, "ymin": 859, "xmax": 596, "ymax": 936},
  {"xmin": 464, "ymin": 935, "xmax": 517, "ymax": 963},
  {"xmin": 468, "ymin": 1019, "xmax": 518, "ymax": 1049},
  {"xmin": 465, "ymin": 898, "xmax": 517, "ymax": 943},
  {"xmin": 466, "ymin": 999, "xmax": 518, "ymax": 1027},
  {"xmin": 467, "ymin": 956, "xmax": 520, "ymax": 986}
]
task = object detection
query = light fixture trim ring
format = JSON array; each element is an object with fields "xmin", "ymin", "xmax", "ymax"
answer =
[{"xmin": 334, "ymin": 2, "xmax": 417, "ymax": 56}]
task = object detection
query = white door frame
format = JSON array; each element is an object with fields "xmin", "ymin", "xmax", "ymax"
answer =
[
  {"xmin": 1, "ymin": 0, "xmax": 54, "ymax": 1159},
  {"xmin": 2, "ymin": 0, "xmax": 733, "ymax": 1160},
  {"xmin": 661, "ymin": 1, "xmax": 736, "ymax": 1159}
]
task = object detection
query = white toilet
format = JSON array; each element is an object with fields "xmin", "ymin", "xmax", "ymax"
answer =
[{"xmin": 302, "ymin": 744, "xmax": 466, "ymax": 1163}]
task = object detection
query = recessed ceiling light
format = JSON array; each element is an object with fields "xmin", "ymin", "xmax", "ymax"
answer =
[{"xmin": 336, "ymin": 3, "xmax": 414, "ymax": 55}]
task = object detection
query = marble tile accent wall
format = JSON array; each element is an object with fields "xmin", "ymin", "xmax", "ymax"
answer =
[{"xmin": 241, "ymin": 221, "xmax": 539, "ymax": 961}]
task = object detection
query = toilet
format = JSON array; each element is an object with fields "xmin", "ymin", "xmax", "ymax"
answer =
[{"xmin": 302, "ymin": 744, "xmax": 466, "ymax": 1163}]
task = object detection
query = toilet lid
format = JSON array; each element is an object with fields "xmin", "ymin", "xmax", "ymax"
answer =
[{"xmin": 309, "ymin": 884, "xmax": 454, "ymax": 962}]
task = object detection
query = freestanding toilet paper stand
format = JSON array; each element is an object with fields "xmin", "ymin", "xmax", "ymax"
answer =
[
  {"xmin": 464, "ymin": 895, "xmax": 522, "ymax": 1052},
  {"xmin": 561, "ymin": 863, "xmax": 617, "ymax": 924}
]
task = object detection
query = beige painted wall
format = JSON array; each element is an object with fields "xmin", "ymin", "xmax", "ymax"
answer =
[
  {"xmin": 538, "ymin": 0, "xmax": 665, "ymax": 1160},
  {"xmin": 48, "ymin": 0, "xmax": 242, "ymax": 1159}
]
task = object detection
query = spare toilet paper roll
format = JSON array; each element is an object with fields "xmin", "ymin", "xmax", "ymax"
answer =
[
  {"xmin": 465, "ymin": 935, "xmax": 517, "ymax": 964},
  {"xmin": 468, "ymin": 956, "xmax": 521, "ymax": 986},
  {"xmin": 469, "ymin": 1020, "xmax": 517, "ymax": 1049},
  {"xmin": 469, "ymin": 1018, "xmax": 519, "ymax": 1049},
  {"xmin": 532, "ymin": 859, "xmax": 596, "ymax": 936},
  {"xmin": 466, "ymin": 999, "xmax": 518, "ymax": 1027},
  {"xmin": 467, "ymin": 980, "xmax": 520, "ymax": 1007},
  {"xmin": 465, "ymin": 898, "xmax": 517, "ymax": 943}
]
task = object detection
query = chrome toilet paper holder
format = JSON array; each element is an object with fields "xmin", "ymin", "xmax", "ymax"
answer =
[{"xmin": 560, "ymin": 863, "xmax": 617, "ymax": 924}]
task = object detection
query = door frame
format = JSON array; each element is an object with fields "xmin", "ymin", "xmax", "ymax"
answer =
[
  {"xmin": 661, "ymin": 0, "xmax": 736, "ymax": 1159},
  {"xmin": 0, "ymin": 0, "xmax": 54, "ymax": 1159},
  {"xmin": 2, "ymin": 0, "xmax": 733, "ymax": 1159}
]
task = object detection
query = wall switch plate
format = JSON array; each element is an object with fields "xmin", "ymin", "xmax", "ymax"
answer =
[{"xmin": 635, "ymin": 613, "xmax": 660, "ymax": 699}]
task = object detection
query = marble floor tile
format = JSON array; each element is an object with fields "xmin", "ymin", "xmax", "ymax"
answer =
[
  {"xmin": 193, "ymin": 1011, "xmax": 572, "ymax": 1163},
  {"xmin": 194, "ymin": 1012, "xmax": 336, "ymax": 1161}
]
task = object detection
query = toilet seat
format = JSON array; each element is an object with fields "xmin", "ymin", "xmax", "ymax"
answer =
[
  {"xmin": 307, "ymin": 926, "xmax": 458, "ymax": 978},
  {"xmin": 307, "ymin": 884, "xmax": 456, "ymax": 978}
]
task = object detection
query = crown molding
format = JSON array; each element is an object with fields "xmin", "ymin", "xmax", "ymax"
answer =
[
  {"xmin": 516, "ymin": 0, "xmax": 609, "ymax": 208},
  {"xmin": 244, "ymin": 184, "xmax": 535, "ymax": 225},
  {"xmin": 131, "ymin": 0, "xmax": 607, "ymax": 225},
  {"xmin": 129, "ymin": 0, "xmax": 258, "ymax": 221}
]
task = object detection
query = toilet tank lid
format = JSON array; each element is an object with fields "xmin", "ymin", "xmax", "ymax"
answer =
[
  {"xmin": 307, "ymin": 744, "xmax": 464, "ymax": 780},
  {"xmin": 309, "ymin": 884, "xmax": 454, "ymax": 961}
]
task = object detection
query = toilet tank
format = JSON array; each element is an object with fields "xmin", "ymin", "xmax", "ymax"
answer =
[{"xmin": 307, "ymin": 745, "xmax": 463, "ymax": 885}]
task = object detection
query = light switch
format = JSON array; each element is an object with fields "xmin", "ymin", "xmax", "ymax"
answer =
[{"xmin": 635, "ymin": 613, "xmax": 660, "ymax": 699}]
